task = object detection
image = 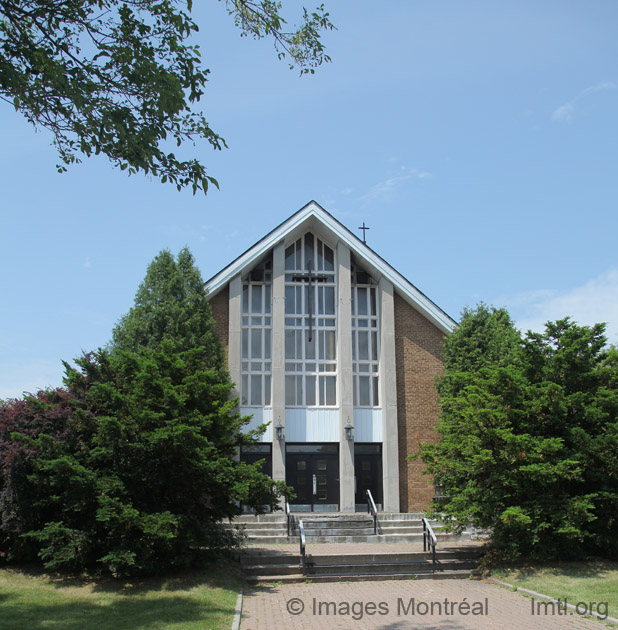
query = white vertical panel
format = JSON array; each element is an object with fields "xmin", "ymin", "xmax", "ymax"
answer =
[
  {"xmin": 285, "ymin": 408, "xmax": 339, "ymax": 442},
  {"xmin": 353, "ymin": 408, "xmax": 383, "ymax": 442}
]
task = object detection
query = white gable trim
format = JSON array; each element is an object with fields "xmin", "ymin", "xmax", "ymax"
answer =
[{"xmin": 204, "ymin": 201, "xmax": 456, "ymax": 334}]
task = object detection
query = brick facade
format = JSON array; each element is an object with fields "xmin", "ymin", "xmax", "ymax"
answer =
[
  {"xmin": 209, "ymin": 285, "xmax": 229, "ymax": 365},
  {"xmin": 394, "ymin": 293, "xmax": 445, "ymax": 512}
]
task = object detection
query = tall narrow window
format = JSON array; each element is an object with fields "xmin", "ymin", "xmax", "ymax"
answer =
[
  {"xmin": 351, "ymin": 262, "xmax": 379, "ymax": 407},
  {"xmin": 284, "ymin": 233, "xmax": 337, "ymax": 406},
  {"xmin": 241, "ymin": 258, "xmax": 272, "ymax": 406}
]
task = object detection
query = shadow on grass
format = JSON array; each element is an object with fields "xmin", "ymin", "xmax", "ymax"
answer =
[
  {"xmin": 0, "ymin": 591, "xmax": 231, "ymax": 630},
  {"xmin": 8, "ymin": 558, "xmax": 244, "ymax": 595},
  {"xmin": 496, "ymin": 558, "xmax": 618, "ymax": 580}
]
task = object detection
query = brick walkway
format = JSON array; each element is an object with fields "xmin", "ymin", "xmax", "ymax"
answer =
[{"xmin": 240, "ymin": 579, "xmax": 606, "ymax": 629}]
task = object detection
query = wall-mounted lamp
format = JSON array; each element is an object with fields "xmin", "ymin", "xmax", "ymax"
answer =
[
  {"xmin": 344, "ymin": 419, "xmax": 354, "ymax": 441},
  {"xmin": 276, "ymin": 419, "xmax": 285, "ymax": 442}
]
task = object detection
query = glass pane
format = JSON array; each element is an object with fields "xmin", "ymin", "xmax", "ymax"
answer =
[
  {"xmin": 305, "ymin": 375, "xmax": 316, "ymax": 406},
  {"xmin": 285, "ymin": 330, "xmax": 296, "ymax": 360},
  {"xmin": 264, "ymin": 329, "xmax": 272, "ymax": 360},
  {"xmin": 372, "ymin": 332, "xmax": 378, "ymax": 361},
  {"xmin": 251, "ymin": 329, "xmax": 262, "ymax": 358},
  {"xmin": 285, "ymin": 244, "xmax": 295, "ymax": 270},
  {"xmin": 353, "ymin": 377, "xmax": 358, "ymax": 405},
  {"xmin": 297, "ymin": 461, "xmax": 306, "ymax": 471},
  {"xmin": 251, "ymin": 317, "xmax": 262, "ymax": 325},
  {"xmin": 242, "ymin": 329, "xmax": 248, "ymax": 359},
  {"xmin": 352, "ymin": 331, "xmax": 356, "ymax": 360},
  {"xmin": 318, "ymin": 286, "xmax": 324, "ymax": 314},
  {"xmin": 317, "ymin": 241, "xmax": 324, "ymax": 271},
  {"xmin": 297, "ymin": 375, "xmax": 303, "ymax": 405},
  {"xmin": 250, "ymin": 375, "xmax": 261, "ymax": 405},
  {"xmin": 373, "ymin": 376, "xmax": 379, "ymax": 407},
  {"xmin": 285, "ymin": 285, "xmax": 295, "ymax": 314},
  {"xmin": 324, "ymin": 244, "xmax": 334, "ymax": 271},
  {"xmin": 264, "ymin": 375, "xmax": 271, "ymax": 405},
  {"xmin": 357, "ymin": 287, "xmax": 368, "ymax": 315},
  {"xmin": 305, "ymin": 233, "xmax": 314, "ymax": 270},
  {"xmin": 325, "ymin": 376, "xmax": 336, "ymax": 405},
  {"xmin": 326, "ymin": 331, "xmax": 336, "ymax": 360},
  {"xmin": 370, "ymin": 288, "xmax": 377, "ymax": 317},
  {"xmin": 359, "ymin": 376, "xmax": 370, "ymax": 406},
  {"xmin": 251, "ymin": 285, "xmax": 262, "ymax": 313},
  {"xmin": 285, "ymin": 375, "xmax": 296, "ymax": 406},
  {"xmin": 296, "ymin": 330, "xmax": 302, "ymax": 359},
  {"xmin": 251, "ymin": 362, "xmax": 261, "ymax": 371},
  {"xmin": 306, "ymin": 332, "xmax": 315, "ymax": 359},
  {"xmin": 358, "ymin": 331, "xmax": 369, "ymax": 360},
  {"xmin": 242, "ymin": 285, "xmax": 249, "ymax": 313},
  {"xmin": 241, "ymin": 375, "xmax": 248, "ymax": 405},
  {"xmin": 265, "ymin": 285, "xmax": 271, "ymax": 313},
  {"xmin": 296, "ymin": 286, "xmax": 302, "ymax": 314},
  {"xmin": 324, "ymin": 287, "xmax": 335, "ymax": 315}
]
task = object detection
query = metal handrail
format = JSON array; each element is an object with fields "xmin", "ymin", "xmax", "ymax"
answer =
[
  {"xmin": 285, "ymin": 501, "xmax": 292, "ymax": 537},
  {"xmin": 366, "ymin": 489, "xmax": 378, "ymax": 535},
  {"xmin": 422, "ymin": 516, "xmax": 438, "ymax": 571},
  {"xmin": 299, "ymin": 519, "xmax": 306, "ymax": 574}
]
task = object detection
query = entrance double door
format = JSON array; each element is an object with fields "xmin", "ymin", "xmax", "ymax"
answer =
[{"xmin": 286, "ymin": 444, "xmax": 339, "ymax": 511}]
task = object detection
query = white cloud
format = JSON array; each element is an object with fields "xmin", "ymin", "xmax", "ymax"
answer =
[
  {"xmin": 500, "ymin": 269, "xmax": 618, "ymax": 345},
  {"xmin": 360, "ymin": 166, "xmax": 431, "ymax": 204},
  {"xmin": 551, "ymin": 82, "xmax": 616, "ymax": 122}
]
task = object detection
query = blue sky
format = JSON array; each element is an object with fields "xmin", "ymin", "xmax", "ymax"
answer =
[{"xmin": 1, "ymin": 0, "xmax": 617, "ymax": 399}]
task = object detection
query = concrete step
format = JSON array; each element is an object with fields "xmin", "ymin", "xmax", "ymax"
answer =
[
  {"xmin": 243, "ymin": 563, "xmax": 303, "ymax": 576},
  {"xmin": 245, "ymin": 535, "xmax": 299, "ymax": 544},
  {"xmin": 245, "ymin": 569, "xmax": 475, "ymax": 585},
  {"xmin": 305, "ymin": 560, "xmax": 478, "ymax": 576},
  {"xmin": 233, "ymin": 521, "xmax": 290, "ymax": 530}
]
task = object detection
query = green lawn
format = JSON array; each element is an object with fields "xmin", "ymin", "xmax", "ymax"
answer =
[
  {"xmin": 491, "ymin": 559, "xmax": 618, "ymax": 621},
  {"xmin": 0, "ymin": 560, "xmax": 243, "ymax": 630}
]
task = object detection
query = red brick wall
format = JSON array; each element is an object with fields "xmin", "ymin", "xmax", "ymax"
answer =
[
  {"xmin": 208, "ymin": 286, "xmax": 229, "ymax": 365},
  {"xmin": 394, "ymin": 293, "xmax": 446, "ymax": 512}
]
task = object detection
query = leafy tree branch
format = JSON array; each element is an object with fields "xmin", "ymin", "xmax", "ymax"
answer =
[{"xmin": 0, "ymin": 0, "xmax": 334, "ymax": 194}]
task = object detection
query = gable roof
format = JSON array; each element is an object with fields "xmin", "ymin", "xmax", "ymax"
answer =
[{"xmin": 204, "ymin": 201, "xmax": 456, "ymax": 334}]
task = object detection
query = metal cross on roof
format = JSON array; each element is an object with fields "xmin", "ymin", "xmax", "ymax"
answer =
[
  {"xmin": 358, "ymin": 222, "xmax": 370, "ymax": 244},
  {"xmin": 291, "ymin": 260, "xmax": 329, "ymax": 342}
]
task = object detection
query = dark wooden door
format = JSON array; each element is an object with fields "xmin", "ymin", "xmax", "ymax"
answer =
[
  {"xmin": 354, "ymin": 444, "xmax": 382, "ymax": 507},
  {"xmin": 286, "ymin": 444, "xmax": 339, "ymax": 510}
]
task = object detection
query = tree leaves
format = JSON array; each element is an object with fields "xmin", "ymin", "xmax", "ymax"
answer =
[
  {"xmin": 416, "ymin": 306, "xmax": 618, "ymax": 561},
  {"xmin": 0, "ymin": 1, "xmax": 334, "ymax": 193}
]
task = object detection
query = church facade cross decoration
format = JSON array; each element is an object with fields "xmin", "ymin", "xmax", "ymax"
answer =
[
  {"xmin": 291, "ymin": 260, "xmax": 328, "ymax": 341},
  {"xmin": 358, "ymin": 222, "xmax": 370, "ymax": 244}
]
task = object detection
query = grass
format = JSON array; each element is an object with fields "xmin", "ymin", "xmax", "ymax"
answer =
[
  {"xmin": 491, "ymin": 559, "xmax": 618, "ymax": 619},
  {"xmin": 0, "ymin": 560, "xmax": 244, "ymax": 630}
]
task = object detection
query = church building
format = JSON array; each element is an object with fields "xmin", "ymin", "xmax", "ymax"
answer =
[{"xmin": 205, "ymin": 201, "xmax": 456, "ymax": 513}]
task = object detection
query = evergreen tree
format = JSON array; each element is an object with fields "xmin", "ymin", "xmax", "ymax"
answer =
[
  {"xmin": 0, "ymin": 248, "xmax": 288, "ymax": 575},
  {"xmin": 417, "ymin": 306, "xmax": 618, "ymax": 561}
]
